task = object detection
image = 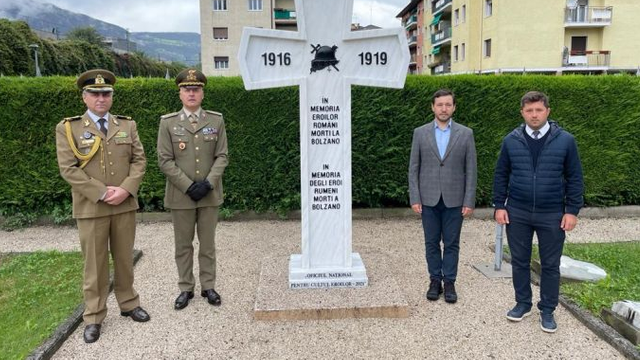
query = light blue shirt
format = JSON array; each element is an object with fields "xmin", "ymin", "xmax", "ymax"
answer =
[
  {"xmin": 434, "ymin": 119, "xmax": 451, "ymax": 159},
  {"xmin": 87, "ymin": 110, "xmax": 110, "ymax": 131}
]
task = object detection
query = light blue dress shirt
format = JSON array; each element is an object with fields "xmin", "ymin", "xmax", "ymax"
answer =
[
  {"xmin": 87, "ymin": 110, "xmax": 110, "ymax": 132},
  {"xmin": 434, "ymin": 119, "xmax": 451, "ymax": 159}
]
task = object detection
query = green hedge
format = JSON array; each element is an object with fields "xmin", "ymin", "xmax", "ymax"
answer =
[{"xmin": 0, "ymin": 75, "xmax": 639, "ymax": 218}]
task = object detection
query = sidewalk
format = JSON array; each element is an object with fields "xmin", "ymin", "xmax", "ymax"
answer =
[{"xmin": 1, "ymin": 218, "xmax": 638, "ymax": 359}]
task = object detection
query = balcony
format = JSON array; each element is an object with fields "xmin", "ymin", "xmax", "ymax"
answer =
[
  {"xmin": 431, "ymin": 27, "xmax": 452, "ymax": 46},
  {"xmin": 274, "ymin": 8, "xmax": 297, "ymax": 25},
  {"xmin": 565, "ymin": 6, "xmax": 612, "ymax": 27},
  {"xmin": 407, "ymin": 35, "xmax": 417, "ymax": 47},
  {"xmin": 409, "ymin": 54, "xmax": 417, "ymax": 66},
  {"xmin": 432, "ymin": 0, "xmax": 452, "ymax": 15},
  {"xmin": 433, "ymin": 61, "xmax": 451, "ymax": 75},
  {"xmin": 562, "ymin": 50, "xmax": 611, "ymax": 67},
  {"xmin": 405, "ymin": 15, "xmax": 417, "ymax": 30}
]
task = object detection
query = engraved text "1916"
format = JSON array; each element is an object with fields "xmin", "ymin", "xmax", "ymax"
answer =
[{"xmin": 262, "ymin": 52, "xmax": 292, "ymax": 66}]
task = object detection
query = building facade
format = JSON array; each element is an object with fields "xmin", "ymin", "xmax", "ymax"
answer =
[
  {"xmin": 200, "ymin": 0, "xmax": 297, "ymax": 76},
  {"xmin": 399, "ymin": 0, "xmax": 640, "ymax": 75},
  {"xmin": 397, "ymin": 0, "xmax": 425, "ymax": 75}
]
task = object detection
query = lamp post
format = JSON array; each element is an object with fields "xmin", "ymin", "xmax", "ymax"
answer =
[{"xmin": 28, "ymin": 44, "xmax": 42, "ymax": 77}]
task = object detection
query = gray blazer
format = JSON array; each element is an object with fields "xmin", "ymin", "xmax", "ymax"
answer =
[{"xmin": 408, "ymin": 120, "xmax": 477, "ymax": 208}]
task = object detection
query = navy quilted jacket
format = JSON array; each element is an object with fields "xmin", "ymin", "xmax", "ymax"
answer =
[{"xmin": 492, "ymin": 121, "xmax": 584, "ymax": 215}]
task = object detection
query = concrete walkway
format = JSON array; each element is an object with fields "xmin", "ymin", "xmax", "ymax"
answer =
[{"xmin": 1, "ymin": 217, "xmax": 638, "ymax": 359}]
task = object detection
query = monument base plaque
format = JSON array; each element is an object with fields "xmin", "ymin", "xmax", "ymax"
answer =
[
  {"xmin": 255, "ymin": 256, "xmax": 408, "ymax": 321},
  {"xmin": 289, "ymin": 253, "xmax": 368, "ymax": 289}
]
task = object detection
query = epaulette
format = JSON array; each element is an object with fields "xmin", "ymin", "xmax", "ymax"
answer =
[
  {"xmin": 63, "ymin": 115, "xmax": 82, "ymax": 122},
  {"xmin": 114, "ymin": 115, "xmax": 132, "ymax": 120},
  {"xmin": 204, "ymin": 110, "xmax": 222, "ymax": 116},
  {"xmin": 161, "ymin": 111, "xmax": 180, "ymax": 120}
]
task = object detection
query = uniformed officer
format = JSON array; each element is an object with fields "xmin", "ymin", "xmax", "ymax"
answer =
[
  {"xmin": 157, "ymin": 68, "xmax": 228, "ymax": 310},
  {"xmin": 55, "ymin": 69, "xmax": 150, "ymax": 344}
]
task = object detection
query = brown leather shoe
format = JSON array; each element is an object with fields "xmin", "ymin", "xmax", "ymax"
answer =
[
  {"xmin": 201, "ymin": 289, "xmax": 222, "ymax": 306},
  {"xmin": 83, "ymin": 324, "xmax": 101, "ymax": 343},
  {"xmin": 174, "ymin": 291, "xmax": 194, "ymax": 310},
  {"xmin": 120, "ymin": 306, "xmax": 150, "ymax": 322}
]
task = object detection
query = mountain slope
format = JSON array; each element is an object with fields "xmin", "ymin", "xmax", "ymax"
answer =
[{"xmin": 0, "ymin": 0, "xmax": 200, "ymax": 64}]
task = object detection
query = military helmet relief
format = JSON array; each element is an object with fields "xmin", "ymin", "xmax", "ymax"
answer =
[{"xmin": 310, "ymin": 44, "xmax": 340, "ymax": 73}]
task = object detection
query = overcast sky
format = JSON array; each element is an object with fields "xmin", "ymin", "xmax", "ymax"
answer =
[{"xmin": 38, "ymin": 0, "xmax": 408, "ymax": 32}]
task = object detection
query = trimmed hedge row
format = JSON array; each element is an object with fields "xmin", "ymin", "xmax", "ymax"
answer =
[{"xmin": 1, "ymin": 74, "xmax": 639, "ymax": 217}]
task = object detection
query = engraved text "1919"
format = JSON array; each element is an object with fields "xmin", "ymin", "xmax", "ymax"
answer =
[{"xmin": 358, "ymin": 52, "xmax": 387, "ymax": 65}]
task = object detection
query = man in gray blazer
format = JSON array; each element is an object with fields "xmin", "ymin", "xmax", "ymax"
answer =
[{"xmin": 408, "ymin": 89, "xmax": 477, "ymax": 303}]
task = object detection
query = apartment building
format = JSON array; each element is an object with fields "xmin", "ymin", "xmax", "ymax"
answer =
[
  {"xmin": 200, "ymin": 0, "xmax": 297, "ymax": 76},
  {"xmin": 399, "ymin": 0, "xmax": 640, "ymax": 75},
  {"xmin": 397, "ymin": 0, "xmax": 425, "ymax": 74}
]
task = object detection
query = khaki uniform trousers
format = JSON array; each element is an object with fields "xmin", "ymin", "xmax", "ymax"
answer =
[
  {"xmin": 77, "ymin": 210, "xmax": 139, "ymax": 324},
  {"xmin": 172, "ymin": 206, "xmax": 219, "ymax": 291}
]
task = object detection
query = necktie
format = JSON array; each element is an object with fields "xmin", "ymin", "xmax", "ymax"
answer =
[
  {"xmin": 532, "ymin": 130, "xmax": 540, "ymax": 140},
  {"xmin": 189, "ymin": 114, "xmax": 198, "ymax": 130},
  {"xmin": 98, "ymin": 118, "xmax": 108, "ymax": 136}
]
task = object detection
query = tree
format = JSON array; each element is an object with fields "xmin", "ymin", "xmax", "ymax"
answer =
[{"xmin": 65, "ymin": 27, "xmax": 104, "ymax": 45}]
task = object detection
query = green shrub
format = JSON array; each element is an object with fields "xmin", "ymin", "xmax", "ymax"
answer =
[{"xmin": 0, "ymin": 75, "xmax": 639, "ymax": 218}]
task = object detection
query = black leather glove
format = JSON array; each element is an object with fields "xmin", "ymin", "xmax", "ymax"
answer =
[{"xmin": 186, "ymin": 180, "xmax": 212, "ymax": 202}]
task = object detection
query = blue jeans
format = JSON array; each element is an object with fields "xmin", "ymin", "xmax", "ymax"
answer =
[
  {"xmin": 420, "ymin": 197, "xmax": 463, "ymax": 283},
  {"xmin": 506, "ymin": 206, "xmax": 565, "ymax": 314}
]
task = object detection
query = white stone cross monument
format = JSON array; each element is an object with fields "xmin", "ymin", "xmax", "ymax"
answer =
[{"xmin": 238, "ymin": 0, "xmax": 409, "ymax": 289}]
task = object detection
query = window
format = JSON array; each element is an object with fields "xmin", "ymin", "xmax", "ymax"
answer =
[
  {"xmin": 485, "ymin": 0, "xmax": 492, "ymax": 17},
  {"xmin": 462, "ymin": 5, "xmax": 466, "ymax": 22},
  {"xmin": 461, "ymin": 43, "xmax": 466, "ymax": 61},
  {"xmin": 454, "ymin": 45, "xmax": 459, "ymax": 61},
  {"xmin": 454, "ymin": 9, "xmax": 459, "ymax": 26},
  {"xmin": 484, "ymin": 39, "xmax": 492, "ymax": 57},
  {"xmin": 213, "ymin": 27, "xmax": 228, "ymax": 40},
  {"xmin": 213, "ymin": 0, "xmax": 227, "ymax": 11},
  {"xmin": 248, "ymin": 0, "xmax": 262, "ymax": 11},
  {"xmin": 214, "ymin": 56, "xmax": 229, "ymax": 69}
]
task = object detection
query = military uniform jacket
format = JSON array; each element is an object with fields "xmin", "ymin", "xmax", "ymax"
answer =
[
  {"xmin": 157, "ymin": 109, "xmax": 228, "ymax": 209},
  {"xmin": 55, "ymin": 113, "xmax": 146, "ymax": 219}
]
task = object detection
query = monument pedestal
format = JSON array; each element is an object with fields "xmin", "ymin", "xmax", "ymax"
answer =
[
  {"xmin": 255, "ymin": 255, "xmax": 408, "ymax": 321},
  {"xmin": 289, "ymin": 253, "xmax": 367, "ymax": 289}
]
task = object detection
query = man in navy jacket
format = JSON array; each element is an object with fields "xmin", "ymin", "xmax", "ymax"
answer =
[{"xmin": 493, "ymin": 91, "xmax": 583, "ymax": 333}]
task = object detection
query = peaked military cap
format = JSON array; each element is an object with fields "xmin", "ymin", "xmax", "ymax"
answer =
[
  {"xmin": 175, "ymin": 68, "xmax": 207, "ymax": 88},
  {"xmin": 77, "ymin": 69, "xmax": 116, "ymax": 92}
]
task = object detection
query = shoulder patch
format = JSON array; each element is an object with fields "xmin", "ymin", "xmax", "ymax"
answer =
[
  {"xmin": 63, "ymin": 115, "xmax": 82, "ymax": 122},
  {"xmin": 114, "ymin": 114, "xmax": 132, "ymax": 120},
  {"xmin": 161, "ymin": 111, "xmax": 180, "ymax": 120},
  {"xmin": 204, "ymin": 110, "xmax": 222, "ymax": 116}
]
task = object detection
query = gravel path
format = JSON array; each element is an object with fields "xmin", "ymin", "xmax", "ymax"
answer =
[{"xmin": 1, "ymin": 217, "xmax": 638, "ymax": 359}]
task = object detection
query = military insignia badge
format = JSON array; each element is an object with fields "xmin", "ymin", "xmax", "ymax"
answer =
[
  {"xmin": 310, "ymin": 44, "xmax": 340, "ymax": 73},
  {"xmin": 83, "ymin": 131, "xmax": 93, "ymax": 139},
  {"xmin": 202, "ymin": 128, "xmax": 218, "ymax": 135},
  {"xmin": 186, "ymin": 70, "xmax": 197, "ymax": 81},
  {"xmin": 115, "ymin": 131, "xmax": 128, "ymax": 138},
  {"xmin": 179, "ymin": 142, "xmax": 186, "ymax": 150},
  {"xmin": 95, "ymin": 74, "xmax": 105, "ymax": 85}
]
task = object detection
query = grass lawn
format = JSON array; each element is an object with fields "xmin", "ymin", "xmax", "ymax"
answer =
[
  {"xmin": 559, "ymin": 241, "xmax": 640, "ymax": 317},
  {"xmin": 0, "ymin": 251, "xmax": 83, "ymax": 360},
  {"xmin": 504, "ymin": 241, "xmax": 640, "ymax": 317}
]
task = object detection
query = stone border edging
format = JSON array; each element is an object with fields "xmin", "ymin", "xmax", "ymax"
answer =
[
  {"xmin": 500, "ymin": 249, "xmax": 640, "ymax": 360},
  {"xmin": 559, "ymin": 295, "xmax": 640, "ymax": 360},
  {"xmin": 2, "ymin": 206, "xmax": 640, "ymax": 226},
  {"xmin": 26, "ymin": 249, "xmax": 144, "ymax": 360}
]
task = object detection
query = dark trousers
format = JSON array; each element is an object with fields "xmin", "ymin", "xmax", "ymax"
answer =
[
  {"xmin": 506, "ymin": 206, "xmax": 565, "ymax": 313},
  {"xmin": 420, "ymin": 197, "xmax": 463, "ymax": 282}
]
